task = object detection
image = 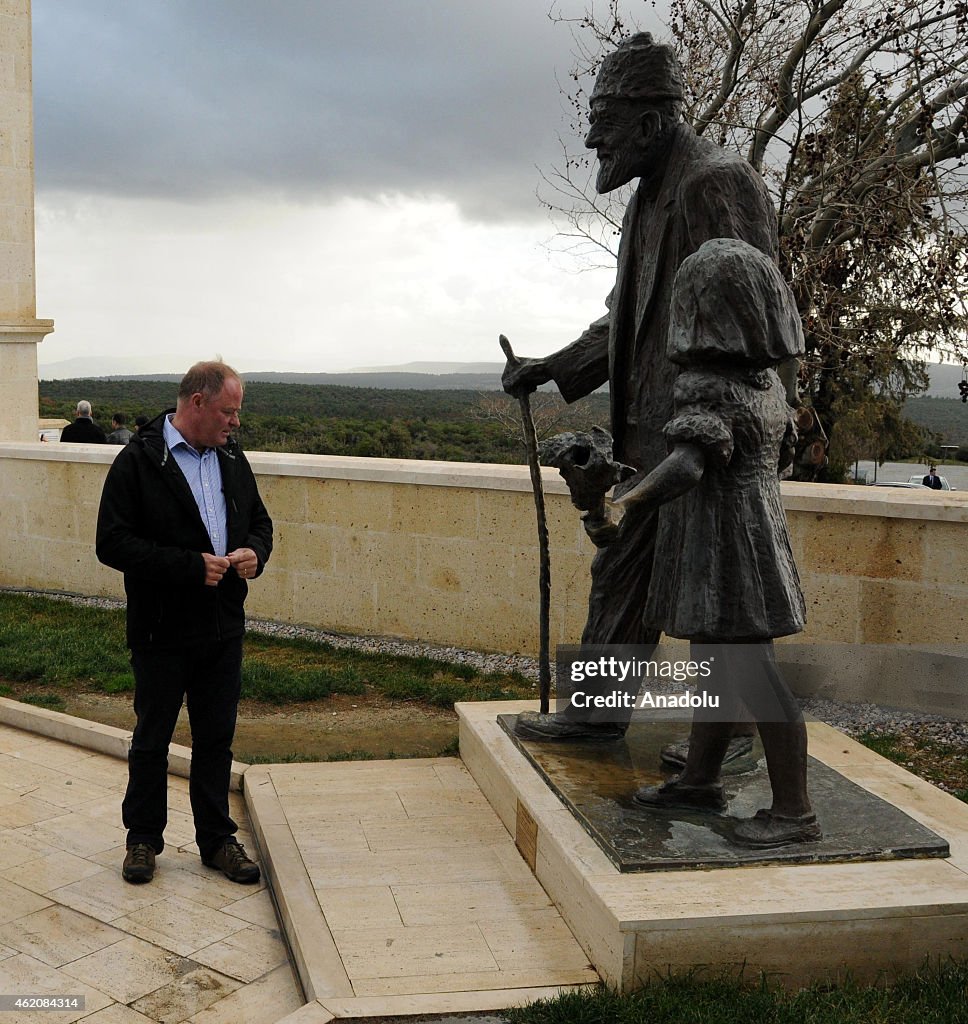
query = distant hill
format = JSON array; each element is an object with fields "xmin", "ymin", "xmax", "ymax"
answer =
[
  {"xmin": 38, "ymin": 357, "xmax": 961, "ymax": 400},
  {"xmin": 45, "ymin": 370, "xmax": 516, "ymax": 390},
  {"xmin": 904, "ymin": 396, "xmax": 968, "ymax": 446},
  {"xmin": 39, "ymin": 367, "xmax": 567, "ymax": 391},
  {"xmin": 38, "ymin": 356, "xmax": 176, "ymax": 379},
  {"xmin": 37, "ymin": 356, "xmax": 510, "ymax": 383},
  {"xmin": 243, "ymin": 371, "xmax": 511, "ymax": 390},
  {"xmin": 349, "ymin": 360, "xmax": 505, "ymax": 375}
]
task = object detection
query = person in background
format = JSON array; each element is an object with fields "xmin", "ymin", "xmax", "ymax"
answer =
[
  {"xmin": 60, "ymin": 400, "xmax": 107, "ymax": 443},
  {"xmin": 106, "ymin": 412, "xmax": 134, "ymax": 445},
  {"xmin": 922, "ymin": 466, "xmax": 943, "ymax": 490},
  {"xmin": 133, "ymin": 415, "xmax": 149, "ymax": 433},
  {"xmin": 96, "ymin": 360, "xmax": 272, "ymax": 886}
]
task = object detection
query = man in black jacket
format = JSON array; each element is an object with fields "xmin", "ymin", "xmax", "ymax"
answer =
[
  {"xmin": 96, "ymin": 361, "xmax": 272, "ymax": 885},
  {"xmin": 60, "ymin": 400, "xmax": 107, "ymax": 443}
]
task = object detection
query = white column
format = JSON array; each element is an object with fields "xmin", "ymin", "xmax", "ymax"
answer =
[{"xmin": 0, "ymin": 0, "xmax": 53, "ymax": 441}]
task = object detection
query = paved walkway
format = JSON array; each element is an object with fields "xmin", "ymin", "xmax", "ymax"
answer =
[
  {"xmin": 0, "ymin": 704, "xmax": 594, "ymax": 1023},
  {"xmin": 245, "ymin": 759, "xmax": 595, "ymax": 1019},
  {"xmin": 0, "ymin": 721, "xmax": 303, "ymax": 1024}
]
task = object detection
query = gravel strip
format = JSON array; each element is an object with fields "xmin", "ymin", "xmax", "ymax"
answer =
[{"xmin": 6, "ymin": 587, "xmax": 967, "ymax": 744}]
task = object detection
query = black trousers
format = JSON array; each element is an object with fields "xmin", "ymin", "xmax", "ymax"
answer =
[{"xmin": 122, "ymin": 636, "xmax": 243, "ymax": 858}]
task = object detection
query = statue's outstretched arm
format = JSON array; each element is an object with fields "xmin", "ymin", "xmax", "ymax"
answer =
[{"xmin": 612, "ymin": 443, "xmax": 705, "ymax": 513}]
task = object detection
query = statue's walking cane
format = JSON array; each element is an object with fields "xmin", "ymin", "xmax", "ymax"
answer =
[{"xmin": 499, "ymin": 335, "xmax": 552, "ymax": 714}]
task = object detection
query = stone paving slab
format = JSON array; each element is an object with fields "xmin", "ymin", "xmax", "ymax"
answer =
[{"xmin": 245, "ymin": 759, "xmax": 598, "ymax": 1019}]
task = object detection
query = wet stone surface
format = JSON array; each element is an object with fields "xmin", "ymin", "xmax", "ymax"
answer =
[{"xmin": 499, "ymin": 714, "xmax": 950, "ymax": 872}]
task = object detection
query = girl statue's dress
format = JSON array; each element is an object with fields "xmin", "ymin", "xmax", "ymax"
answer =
[{"xmin": 643, "ymin": 365, "xmax": 805, "ymax": 642}]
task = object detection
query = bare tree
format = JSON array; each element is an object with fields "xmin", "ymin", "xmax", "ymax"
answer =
[
  {"xmin": 473, "ymin": 391, "xmax": 603, "ymax": 457},
  {"xmin": 542, "ymin": 0, "xmax": 968, "ymax": 477}
]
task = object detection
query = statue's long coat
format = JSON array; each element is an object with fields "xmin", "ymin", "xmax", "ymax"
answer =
[{"xmin": 547, "ymin": 122, "xmax": 779, "ymax": 665}]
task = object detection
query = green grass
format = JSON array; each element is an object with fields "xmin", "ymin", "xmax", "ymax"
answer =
[
  {"xmin": 507, "ymin": 961, "xmax": 968, "ymax": 1023},
  {"xmin": 0, "ymin": 594, "xmax": 130, "ymax": 687},
  {"xmin": 244, "ymin": 740, "xmax": 461, "ymax": 765},
  {"xmin": 0, "ymin": 592, "xmax": 534, "ymax": 707},
  {"xmin": 17, "ymin": 691, "xmax": 66, "ymax": 710}
]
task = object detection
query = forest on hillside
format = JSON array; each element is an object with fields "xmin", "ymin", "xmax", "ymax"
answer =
[
  {"xmin": 40, "ymin": 378, "xmax": 968, "ymax": 466},
  {"xmin": 39, "ymin": 379, "xmax": 611, "ymax": 464},
  {"xmin": 903, "ymin": 397, "xmax": 968, "ymax": 448}
]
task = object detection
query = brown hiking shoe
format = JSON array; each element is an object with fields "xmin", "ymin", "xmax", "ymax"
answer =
[
  {"xmin": 122, "ymin": 843, "xmax": 156, "ymax": 884},
  {"xmin": 203, "ymin": 840, "xmax": 261, "ymax": 884},
  {"xmin": 733, "ymin": 809, "xmax": 822, "ymax": 848}
]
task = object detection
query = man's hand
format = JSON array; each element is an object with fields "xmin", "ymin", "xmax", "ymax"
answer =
[
  {"xmin": 502, "ymin": 355, "xmax": 552, "ymax": 398},
  {"xmin": 202, "ymin": 553, "xmax": 231, "ymax": 587},
  {"xmin": 227, "ymin": 547, "xmax": 259, "ymax": 581},
  {"xmin": 583, "ymin": 516, "xmax": 619, "ymax": 548}
]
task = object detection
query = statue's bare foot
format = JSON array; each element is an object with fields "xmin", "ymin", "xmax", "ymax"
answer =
[
  {"xmin": 660, "ymin": 734, "xmax": 754, "ymax": 770},
  {"xmin": 733, "ymin": 809, "xmax": 821, "ymax": 848},
  {"xmin": 632, "ymin": 777, "xmax": 727, "ymax": 813},
  {"xmin": 514, "ymin": 711, "xmax": 624, "ymax": 742}
]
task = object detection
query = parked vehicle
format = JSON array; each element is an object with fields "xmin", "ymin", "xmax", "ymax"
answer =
[{"xmin": 872, "ymin": 481, "xmax": 923, "ymax": 489}]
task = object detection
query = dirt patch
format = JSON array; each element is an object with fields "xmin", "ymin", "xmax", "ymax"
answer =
[{"xmin": 8, "ymin": 687, "xmax": 460, "ymax": 762}]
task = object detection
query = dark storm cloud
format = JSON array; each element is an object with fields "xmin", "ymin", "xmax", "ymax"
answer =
[{"xmin": 32, "ymin": 0, "xmax": 598, "ymax": 221}]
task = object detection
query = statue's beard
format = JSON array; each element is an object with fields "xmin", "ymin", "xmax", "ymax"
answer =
[
  {"xmin": 594, "ymin": 131, "xmax": 672, "ymax": 194},
  {"xmin": 595, "ymin": 150, "xmax": 639, "ymax": 194}
]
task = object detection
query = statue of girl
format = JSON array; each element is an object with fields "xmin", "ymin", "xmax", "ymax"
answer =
[{"xmin": 616, "ymin": 237, "xmax": 820, "ymax": 848}]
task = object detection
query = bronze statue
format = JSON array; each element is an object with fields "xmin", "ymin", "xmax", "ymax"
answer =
[{"xmin": 505, "ymin": 33, "xmax": 783, "ymax": 750}]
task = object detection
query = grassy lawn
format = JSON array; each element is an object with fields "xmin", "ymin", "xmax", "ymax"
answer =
[
  {"xmin": 506, "ymin": 961, "xmax": 968, "ymax": 1023},
  {"xmin": 0, "ymin": 592, "xmax": 534, "ymax": 710},
  {"xmin": 3, "ymin": 592, "xmax": 968, "ymax": 792}
]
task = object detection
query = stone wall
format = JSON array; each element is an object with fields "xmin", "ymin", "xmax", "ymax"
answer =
[{"xmin": 1, "ymin": 443, "xmax": 966, "ymax": 656}]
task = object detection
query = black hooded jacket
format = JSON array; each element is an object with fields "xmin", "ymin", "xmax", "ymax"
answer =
[{"xmin": 96, "ymin": 410, "xmax": 273, "ymax": 649}]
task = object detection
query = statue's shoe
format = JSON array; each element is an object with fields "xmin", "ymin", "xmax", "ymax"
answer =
[
  {"xmin": 514, "ymin": 711, "xmax": 624, "ymax": 742},
  {"xmin": 659, "ymin": 734, "xmax": 754, "ymax": 769},
  {"xmin": 733, "ymin": 808, "xmax": 822, "ymax": 848},
  {"xmin": 632, "ymin": 778, "xmax": 727, "ymax": 813}
]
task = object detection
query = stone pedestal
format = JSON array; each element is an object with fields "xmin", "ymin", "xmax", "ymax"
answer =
[{"xmin": 458, "ymin": 700, "xmax": 968, "ymax": 989}]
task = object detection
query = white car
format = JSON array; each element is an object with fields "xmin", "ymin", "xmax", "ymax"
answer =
[{"xmin": 907, "ymin": 474, "xmax": 955, "ymax": 491}]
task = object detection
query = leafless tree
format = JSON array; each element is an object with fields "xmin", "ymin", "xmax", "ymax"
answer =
[{"xmin": 473, "ymin": 391, "xmax": 603, "ymax": 456}]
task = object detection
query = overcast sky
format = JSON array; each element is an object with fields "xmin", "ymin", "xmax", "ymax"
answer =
[{"xmin": 31, "ymin": 1, "xmax": 660, "ymax": 376}]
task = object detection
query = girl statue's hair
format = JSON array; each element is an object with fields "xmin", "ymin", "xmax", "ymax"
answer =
[{"xmin": 667, "ymin": 238, "xmax": 805, "ymax": 369}]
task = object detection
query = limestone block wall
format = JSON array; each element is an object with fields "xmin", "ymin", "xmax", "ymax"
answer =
[
  {"xmin": 781, "ymin": 484, "xmax": 968, "ymax": 646},
  {"xmin": 0, "ymin": 444, "xmax": 966, "ymax": 655}
]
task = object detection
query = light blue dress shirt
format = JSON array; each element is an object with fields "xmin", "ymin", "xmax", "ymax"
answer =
[{"xmin": 163, "ymin": 415, "xmax": 228, "ymax": 557}]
